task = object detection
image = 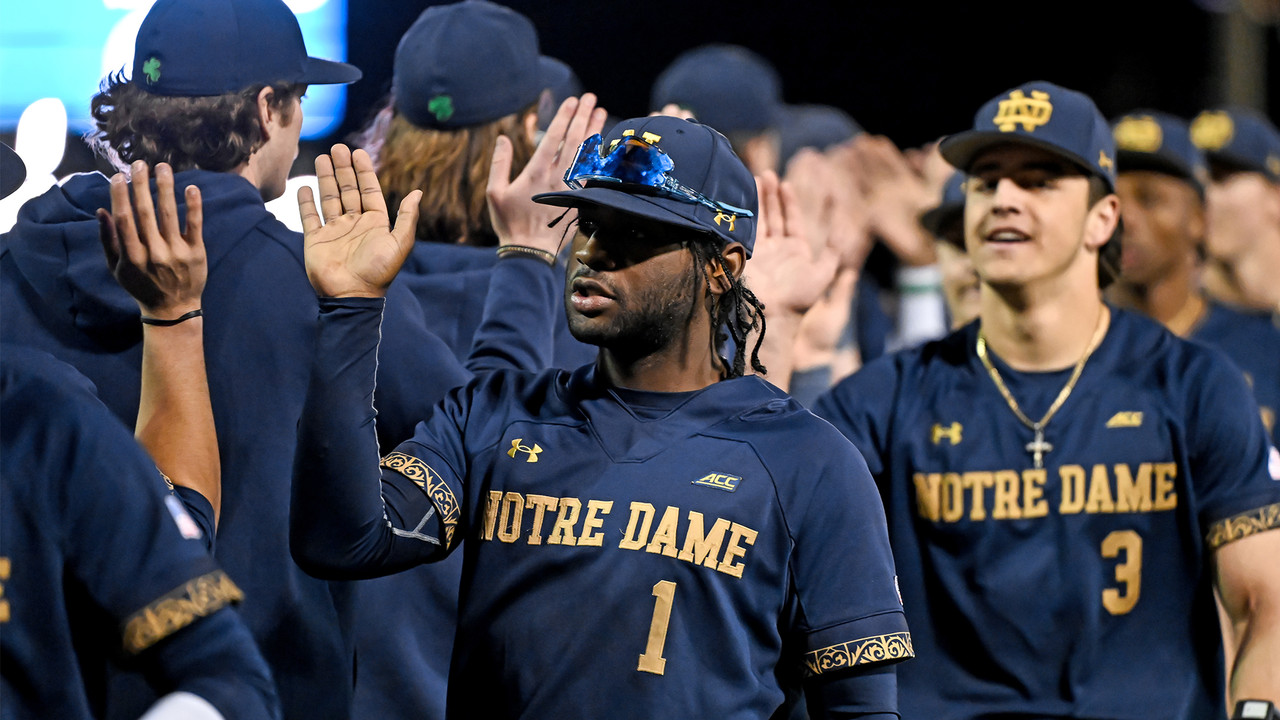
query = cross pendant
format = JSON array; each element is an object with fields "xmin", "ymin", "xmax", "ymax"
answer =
[{"xmin": 1025, "ymin": 425, "xmax": 1053, "ymax": 470}]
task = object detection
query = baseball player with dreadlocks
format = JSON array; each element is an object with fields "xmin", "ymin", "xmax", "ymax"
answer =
[{"xmin": 287, "ymin": 114, "xmax": 912, "ymax": 718}]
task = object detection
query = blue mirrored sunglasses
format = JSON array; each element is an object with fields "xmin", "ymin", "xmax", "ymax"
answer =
[{"xmin": 564, "ymin": 134, "xmax": 754, "ymax": 219}]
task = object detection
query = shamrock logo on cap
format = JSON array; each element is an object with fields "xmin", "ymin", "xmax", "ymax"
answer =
[
  {"xmin": 142, "ymin": 57, "xmax": 162, "ymax": 85},
  {"xmin": 428, "ymin": 95, "xmax": 455, "ymax": 123}
]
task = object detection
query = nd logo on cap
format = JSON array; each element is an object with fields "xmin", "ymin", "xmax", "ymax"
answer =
[
  {"xmin": 1114, "ymin": 115, "xmax": 1164, "ymax": 153},
  {"xmin": 993, "ymin": 89, "xmax": 1054, "ymax": 133},
  {"xmin": 1190, "ymin": 111, "xmax": 1234, "ymax": 151}
]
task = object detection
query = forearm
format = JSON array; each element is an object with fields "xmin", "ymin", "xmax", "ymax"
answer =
[
  {"xmin": 136, "ymin": 318, "xmax": 221, "ymax": 524},
  {"xmin": 1229, "ymin": 596, "xmax": 1280, "ymax": 707},
  {"xmin": 291, "ymin": 297, "xmax": 445, "ymax": 580},
  {"xmin": 756, "ymin": 311, "xmax": 803, "ymax": 392}
]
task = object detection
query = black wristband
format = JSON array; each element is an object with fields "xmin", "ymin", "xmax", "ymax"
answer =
[{"xmin": 140, "ymin": 309, "xmax": 203, "ymax": 326}]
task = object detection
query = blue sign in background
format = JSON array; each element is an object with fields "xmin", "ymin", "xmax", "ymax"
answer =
[{"xmin": 0, "ymin": 0, "xmax": 350, "ymax": 139}]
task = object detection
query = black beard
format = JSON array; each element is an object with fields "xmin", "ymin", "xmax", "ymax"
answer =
[{"xmin": 566, "ymin": 263, "xmax": 700, "ymax": 359}]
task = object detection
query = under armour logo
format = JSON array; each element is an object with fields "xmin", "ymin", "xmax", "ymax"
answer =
[
  {"xmin": 1098, "ymin": 150, "xmax": 1113, "ymax": 171},
  {"xmin": 621, "ymin": 128, "xmax": 662, "ymax": 144},
  {"xmin": 931, "ymin": 422, "xmax": 962, "ymax": 445},
  {"xmin": 714, "ymin": 213, "xmax": 737, "ymax": 231},
  {"xmin": 993, "ymin": 90, "xmax": 1053, "ymax": 133},
  {"xmin": 1105, "ymin": 411, "xmax": 1143, "ymax": 428},
  {"xmin": 507, "ymin": 438, "xmax": 542, "ymax": 463}
]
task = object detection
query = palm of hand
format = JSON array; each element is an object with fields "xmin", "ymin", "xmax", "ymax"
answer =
[{"xmin": 305, "ymin": 209, "xmax": 403, "ymax": 297}]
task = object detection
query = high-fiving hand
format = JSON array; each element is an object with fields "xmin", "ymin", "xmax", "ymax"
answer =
[
  {"xmin": 487, "ymin": 93, "xmax": 606, "ymax": 255},
  {"xmin": 98, "ymin": 160, "xmax": 206, "ymax": 319},
  {"xmin": 298, "ymin": 144, "xmax": 421, "ymax": 298}
]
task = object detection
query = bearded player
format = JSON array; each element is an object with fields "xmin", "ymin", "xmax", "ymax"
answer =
[{"xmin": 288, "ymin": 115, "xmax": 911, "ymax": 718}]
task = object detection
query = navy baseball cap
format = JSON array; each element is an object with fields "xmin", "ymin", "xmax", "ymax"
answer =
[
  {"xmin": 1, "ymin": 143, "xmax": 26, "ymax": 200},
  {"xmin": 133, "ymin": 0, "xmax": 361, "ymax": 96},
  {"xmin": 778, "ymin": 104, "xmax": 863, "ymax": 166},
  {"xmin": 650, "ymin": 44, "xmax": 783, "ymax": 136},
  {"xmin": 919, "ymin": 171, "xmax": 967, "ymax": 242},
  {"xmin": 939, "ymin": 81, "xmax": 1117, "ymax": 191},
  {"xmin": 1111, "ymin": 111, "xmax": 1208, "ymax": 197},
  {"xmin": 534, "ymin": 116, "xmax": 759, "ymax": 255},
  {"xmin": 1190, "ymin": 107, "xmax": 1280, "ymax": 183},
  {"xmin": 394, "ymin": 0, "xmax": 558, "ymax": 129}
]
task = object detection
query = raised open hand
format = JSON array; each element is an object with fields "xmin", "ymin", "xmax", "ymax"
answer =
[
  {"xmin": 487, "ymin": 93, "xmax": 607, "ymax": 256},
  {"xmin": 98, "ymin": 161, "xmax": 205, "ymax": 320},
  {"xmin": 298, "ymin": 144, "xmax": 421, "ymax": 298},
  {"xmin": 747, "ymin": 171, "xmax": 838, "ymax": 317}
]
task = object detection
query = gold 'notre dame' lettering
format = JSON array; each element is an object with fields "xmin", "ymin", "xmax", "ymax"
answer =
[
  {"xmin": 578, "ymin": 500, "xmax": 613, "ymax": 547},
  {"xmin": 619, "ymin": 502, "xmax": 756, "ymax": 579},
  {"xmin": 547, "ymin": 497, "xmax": 583, "ymax": 546},
  {"xmin": 524, "ymin": 494, "xmax": 559, "ymax": 545},
  {"xmin": 914, "ymin": 464, "xmax": 1173, "ymax": 523}
]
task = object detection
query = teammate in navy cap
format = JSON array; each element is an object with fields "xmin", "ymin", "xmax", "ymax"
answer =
[
  {"xmin": 1191, "ymin": 107, "xmax": 1280, "ymax": 313},
  {"xmin": 1107, "ymin": 110, "xmax": 1279, "ymax": 446},
  {"xmin": 2, "ymin": 164, "xmax": 279, "ymax": 720},
  {"xmin": 346, "ymin": 4, "xmax": 605, "ymax": 716},
  {"xmin": 287, "ymin": 114, "xmax": 911, "ymax": 718},
  {"xmin": 652, "ymin": 44, "xmax": 785, "ymax": 175},
  {"xmin": 815, "ymin": 81, "xmax": 1280, "ymax": 719},
  {"xmin": 0, "ymin": 0, "xmax": 575, "ymax": 717}
]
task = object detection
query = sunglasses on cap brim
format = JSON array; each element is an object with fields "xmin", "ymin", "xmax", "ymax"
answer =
[{"xmin": 564, "ymin": 134, "xmax": 754, "ymax": 220}]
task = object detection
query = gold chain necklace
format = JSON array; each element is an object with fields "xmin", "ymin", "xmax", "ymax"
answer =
[{"xmin": 975, "ymin": 308, "xmax": 1108, "ymax": 469}]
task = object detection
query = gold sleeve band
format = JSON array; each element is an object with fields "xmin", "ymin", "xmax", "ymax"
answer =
[
  {"xmin": 1206, "ymin": 502, "xmax": 1280, "ymax": 550},
  {"xmin": 122, "ymin": 569, "xmax": 244, "ymax": 655},
  {"xmin": 803, "ymin": 631, "xmax": 915, "ymax": 677},
  {"xmin": 382, "ymin": 451, "xmax": 461, "ymax": 550}
]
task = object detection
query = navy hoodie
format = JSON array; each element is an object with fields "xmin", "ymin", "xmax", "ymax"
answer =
[{"xmin": 0, "ymin": 169, "xmax": 560, "ymax": 719}]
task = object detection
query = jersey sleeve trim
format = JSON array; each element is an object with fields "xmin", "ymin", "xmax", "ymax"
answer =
[
  {"xmin": 382, "ymin": 451, "xmax": 460, "ymax": 550},
  {"xmin": 121, "ymin": 569, "xmax": 244, "ymax": 655},
  {"xmin": 1206, "ymin": 501, "xmax": 1280, "ymax": 550},
  {"xmin": 803, "ymin": 631, "xmax": 914, "ymax": 677}
]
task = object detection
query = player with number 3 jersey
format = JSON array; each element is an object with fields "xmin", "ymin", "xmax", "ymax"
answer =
[{"xmin": 816, "ymin": 82, "xmax": 1280, "ymax": 719}]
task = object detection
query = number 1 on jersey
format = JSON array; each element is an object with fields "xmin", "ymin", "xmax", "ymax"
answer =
[{"xmin": 637, "ymin": 580, "xmax": 677, "ymax": 675}]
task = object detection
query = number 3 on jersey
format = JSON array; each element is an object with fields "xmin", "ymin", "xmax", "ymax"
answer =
[
  {"xmin": 1101, "ymin": 530, "xmax": 1142, "ymax": 615},
  {"xmin": 638, "ymin": 580, "xmax": 677, "ymax": 674}
]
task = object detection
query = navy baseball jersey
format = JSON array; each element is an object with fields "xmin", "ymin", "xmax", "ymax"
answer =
[
  {"xmin": 814, "ymin": 307, "xmax": 1280, "ymax": 720},
  {"xmin": 1189, "ymin": 300, "xmax": 1280, "ymax": 446},
  {"xmin": 0, "ymin": 345, "xmax": 278, "ymax": 720},
  {"xmin": 291, "ymin": 299, "xmax": 912, "ymax": 719}
]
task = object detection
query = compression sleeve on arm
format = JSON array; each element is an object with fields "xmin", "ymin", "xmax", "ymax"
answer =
[
  {"xmin": 804, "ymin": 663, "xmax": 900, "ymax": 720},
  {"xmin": 465, "ymin": 254, "xmax": 561, "ymax": 372},
  {"xmin": 290, "ymin": 297, "xmax": 447, "ymax": 580}
]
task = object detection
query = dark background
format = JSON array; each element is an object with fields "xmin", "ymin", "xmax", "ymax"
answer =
[{"xmin": 336, "ymin": 0, "xmax": 1278, "ymax": 152}]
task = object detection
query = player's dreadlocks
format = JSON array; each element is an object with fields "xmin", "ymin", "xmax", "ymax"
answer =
[{"xmin": 687, "ymin": 235, "xmax": 767, "ymax": 379}]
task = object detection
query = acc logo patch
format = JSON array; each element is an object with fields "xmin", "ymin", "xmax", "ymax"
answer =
[
  {"xmin": 1113, "ymin": 115, "xmax": 1163, "ymax": 153},
  {"xmin": 993, "ymin": 89, "xmax": 1053, "ymax": 133},
  {"xmin": 1105, "ymin": 411, "xmax": 1143, "ymax": 428},
  {"xmin": 693, "ymin": 472, "xmax": 741, "ymax": 492}
]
